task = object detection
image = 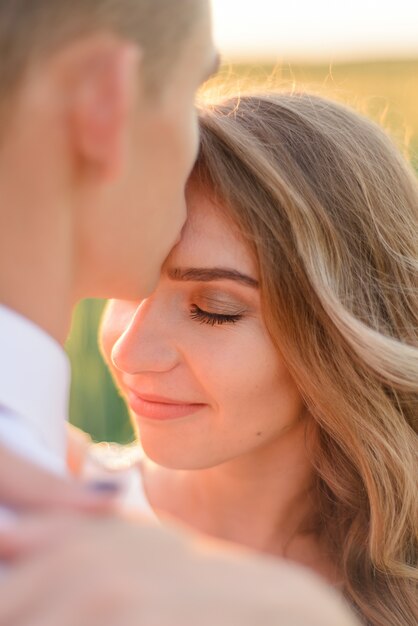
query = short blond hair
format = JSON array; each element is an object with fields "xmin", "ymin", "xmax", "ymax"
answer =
[{"xmin": 0, "ymin": 0, "xmax": 202, "ymax": 99}]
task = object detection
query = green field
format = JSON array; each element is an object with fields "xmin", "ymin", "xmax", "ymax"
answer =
[{"xmin": 66, "ymin": 58, "xmax": 418, "ymax": 443}]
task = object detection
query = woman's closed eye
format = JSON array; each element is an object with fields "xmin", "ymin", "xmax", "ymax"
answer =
[{"xmin": 189, "ymin": 304, "xmax": 244, "ymax": 326}]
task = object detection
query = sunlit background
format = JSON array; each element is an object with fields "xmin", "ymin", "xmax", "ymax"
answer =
[
  {"xmin": 66, "ymin": 0, "xmax": 418, "ymax": 443},
  {"xmin": 211, "ymin": 0, "xmax": 418, "ymax": 61}
]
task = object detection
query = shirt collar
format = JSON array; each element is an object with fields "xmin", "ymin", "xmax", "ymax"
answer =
[{"xmin": 0, "ymin": 304, "xmax": 70, "ymax": 458}]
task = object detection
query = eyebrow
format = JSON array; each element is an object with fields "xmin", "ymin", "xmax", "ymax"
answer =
[{"xmin": 166, "ymin": 266, "xmax": 259, "ymax": 288}]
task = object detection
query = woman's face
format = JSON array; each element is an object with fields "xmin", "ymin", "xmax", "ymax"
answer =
[{"xmin": 101, "ymin": 188, "xmax": 305, "ymax": 469}]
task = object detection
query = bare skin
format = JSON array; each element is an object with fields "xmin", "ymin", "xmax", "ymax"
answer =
[
  {"xmin": 0, "ymin": 3, "xmax": 358, "ymax": 623},
  {"xmin": 0, "ymin": 442, "xmax": 359, "ymax": 626},
  {"xmin": 0, "ymin": 2, "xmax": 217, "ymax": 343},
  {"xmin": 0, "ymin": 508, "xmax": 359, "ymax": 626},
  {"xmin": 0, "ymin": 166, "xmax": 360, "ymax": 626},
  {"xmin": 101, "ymin": 190, "xmax": 339, "ymax": 584}
]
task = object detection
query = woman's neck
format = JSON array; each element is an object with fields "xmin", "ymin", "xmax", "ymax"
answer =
[{"xmin": 143, "ymin": 418, "xmax": 325, "ymax": 560}]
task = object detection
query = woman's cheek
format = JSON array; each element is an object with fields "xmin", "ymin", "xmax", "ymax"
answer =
[{"xmin": 191, "ymin": 329, "xmax": 259, "ymax": 406}]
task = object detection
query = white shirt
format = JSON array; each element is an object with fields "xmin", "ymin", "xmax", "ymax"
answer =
[
  {"xmin": 0, "ymin": 305, "xmax": 156, "ymax": 522},
  {"xmin": 0, "ymin": 304, "xmax": 70, "ymax": 475}
]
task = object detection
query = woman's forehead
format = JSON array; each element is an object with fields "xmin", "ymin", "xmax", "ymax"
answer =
[{"xmin": 168, "ymin": 190, "xmax": 257, "ymax": 277}]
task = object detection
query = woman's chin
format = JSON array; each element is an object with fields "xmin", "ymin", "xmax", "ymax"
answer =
[{"xmin": 138, "ymin": 435, "xmax": 220, "ymax": 471}]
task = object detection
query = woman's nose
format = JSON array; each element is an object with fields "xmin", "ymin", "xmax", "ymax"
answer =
[{"xmin": 111, "ymin": 298, "xmax": 178, "ymax": 375}]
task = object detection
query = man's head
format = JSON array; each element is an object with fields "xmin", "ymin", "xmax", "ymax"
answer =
[
  {"xmin": 0, "ymin": 1, "xmax": 208, "ymax": 106},
  {"xmin": 0, "ymin": 0, "xmax": 217, "ymax": 303}
]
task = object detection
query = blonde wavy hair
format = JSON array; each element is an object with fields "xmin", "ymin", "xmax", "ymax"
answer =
[{"xmin": 191, "ymin": 93, "xmax": 418, "ymax": 626}]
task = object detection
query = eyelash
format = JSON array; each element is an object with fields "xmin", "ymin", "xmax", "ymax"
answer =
[{"xmin": 189, "ymin": 304, "xmax": 243, "ymax": 326}]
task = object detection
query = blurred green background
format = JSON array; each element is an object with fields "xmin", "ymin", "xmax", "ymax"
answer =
[{"xmin": 66, "ymin": 59, "xmax": 418, "ymax": 443}]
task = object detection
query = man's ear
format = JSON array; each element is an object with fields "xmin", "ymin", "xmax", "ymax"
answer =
[{"xmin": 67, "ymin": 37, "xmax": 141, "ymax": 182}]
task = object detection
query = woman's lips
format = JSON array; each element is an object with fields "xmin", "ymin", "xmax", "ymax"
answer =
[{"xmin": 126, "ymin": 390, "xmax": 206, "ymax": 421}]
